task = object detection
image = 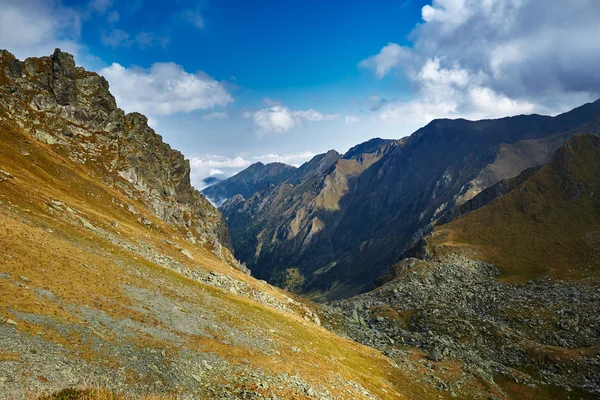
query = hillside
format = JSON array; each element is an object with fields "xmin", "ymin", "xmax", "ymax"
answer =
[
  {"xmin": 220, "ymin": 100, "xmax": 600, "ymax": 300},
  {"xmin": 429, "ymin": 133, "xmax": 600, "ymax": 281},
  {"xmin": 0, "ymin": 49, "xmax": 462, "ymax": 399},
  {"xmin": 323, "ymin": 135, "xmax": 600, "ymax": 399}
]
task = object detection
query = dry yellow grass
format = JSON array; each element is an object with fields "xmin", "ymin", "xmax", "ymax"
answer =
[
  {"xmin": 431, "ymin": 134, "xmax": 600, "ymax": 282},
  {"xmin": 0, "ymin": 111, "xmax": 453, "ymax": 399},
  {"xmin": 35, "ymin": 386, "xmax": 177, "ymax": 400}
]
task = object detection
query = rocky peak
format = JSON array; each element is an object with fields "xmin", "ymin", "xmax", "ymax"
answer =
[
  {"xmin": 49, "ymin": 48, "xmax": 77, "ymax": 105},
  {"xmin": 0, "ymin": 49, "xmax": 241, "ymax": 269}
]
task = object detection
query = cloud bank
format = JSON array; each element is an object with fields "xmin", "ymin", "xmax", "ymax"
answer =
[
  {"xmin": 361, "ymin": 0, "xmax": 600, "ymax": 123},
  {"xmin": 0, "ymin": 0, "xmax": 82, "ymax": 60}
]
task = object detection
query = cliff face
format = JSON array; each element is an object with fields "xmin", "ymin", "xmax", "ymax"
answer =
[{"xmin": 0, "ymin": 49, "xmax": 236, "ymax": 265}]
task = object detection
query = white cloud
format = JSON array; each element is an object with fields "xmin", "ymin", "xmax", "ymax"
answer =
[
  {"xmin": 360, "ymin": 0, "xmax": 600, "ymax": 123},
  {"xmin": 99, "ymin": 62, "xmax": 233, "ymax": 117},
  {"xmin": 244, "ymin": 105, "xmax": 339, "ymax": 135},
  {"xmin": 344, "ymin": 116, "xmax": 360, "ymax": 124},
  {"xmin": 202, "ymin": 111, "xmax": 228, "ymax": 120},
  {"xmin": 0, "ymin": 0, "xmax": 82, "ymax": 60},
  {"xmin": 183, "ymin": 9, "xmax": 205, "ymax": 29},
  {"xmin": 189, "ymin": 151, "xmax": 316, "ymax": 190},
  {"xmin": 245, "ymin": 106, "xmax": 297, "ymax": 134},
  {"xmin": 359, "ymin": 43, "xmax": 412, "ymax": 78}
]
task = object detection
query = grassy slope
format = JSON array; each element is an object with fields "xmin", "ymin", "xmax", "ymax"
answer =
[
  {"xmin": 431, "ymin": 134, "xmax": 600, "ymax": 282},
  {"xmin": 0, "ymin": 121, "xmax": 449, "ymax": 399}
]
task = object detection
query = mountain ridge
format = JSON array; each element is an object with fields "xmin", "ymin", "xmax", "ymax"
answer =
[
  {"xmin": 0, "ymin": 48, "xmax": 239, "ymax": 266},
  {"xmin": 324, "ymin": 134, "xmax": 600, "ymax": 398},
  {"xmin": 220, "ymin": 98, "xmax": 600, "ymax": 300}
]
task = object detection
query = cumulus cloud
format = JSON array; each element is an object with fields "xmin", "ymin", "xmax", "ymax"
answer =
[
  {"xmin": 359, "ymin": 43, "xmax": 412, "ymax": 78},
  {"xmin": 0, "ymin": 0, "xmax": 82, "ymax": 60},
  {"xmin": 99, "ymin": 62, "xmax": 233, "ymax": 116},
  {"xmin": 189, "ymin": 151, "xmax": 316, "ymax": 190},
  {"xmin": 244, "ymin": 105, "xmax": 339, "ymax": 135},
  {"xmin": 345, "ymin": 116, "xmax": 360, "ymax": 124},
  {"xmin": 360, "ymin": 0, "xmax": 600, "ymax": 123}
]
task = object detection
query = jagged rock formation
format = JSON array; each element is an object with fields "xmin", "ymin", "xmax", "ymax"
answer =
[
  {"xmin": 220, "ymin": 103, "xmax": 600, "ymax": 300},
  {"xmin": 0, "ymin": 49, "xmax": 237, "ymax": 266},
  {"xmin": 323, "ymin": 135, "xmax": 600, "ymax": 398}
]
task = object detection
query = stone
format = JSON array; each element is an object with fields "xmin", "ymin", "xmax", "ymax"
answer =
[
  {"xmin": 19, "ymin": 275, "xmax": 30, "ymax": 282},
  {"xmin": 429, "ymin": 348, "xmax": 443, "ymax": 362},
  {"xmin": 181, "ymin": 249, "xmax": 194, "ymax": 260},
  {"xmin": 6, "ymin": 319, "xmax": 17, "ymax": 326}
]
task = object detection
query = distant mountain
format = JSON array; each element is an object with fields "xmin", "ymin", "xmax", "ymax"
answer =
[
  {"xmin": 221, "ymin": 100, "xmax": 600, "ymax": 301},
  {"xmin": 202, "ymin": 176, "xmax": 223, "ymax": 186},
  {"xmin": 202, "ymin": 161, "xmax": 296, "ymax": 204}
]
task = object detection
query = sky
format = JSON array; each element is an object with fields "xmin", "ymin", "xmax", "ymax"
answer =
[{"xmin": 2, "ymin": 0, "xmax": 600, "ymax": 189}]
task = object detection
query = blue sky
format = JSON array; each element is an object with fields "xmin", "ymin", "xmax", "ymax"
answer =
[{"xmin": 2, "ymin": 0, "xmax": 600, "ymax": 187}]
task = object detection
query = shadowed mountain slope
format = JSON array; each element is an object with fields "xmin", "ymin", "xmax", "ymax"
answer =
[
  {"xmin": 222, "ymin": 100, "xmax": 600, "ymax": 300},
  {"xmin": 429, "ymin": 133, "xmax": 600, "ymax": 281},
  {"xmin": 323, "ymin": 135, "xmax": 600, "ymax": 399}
]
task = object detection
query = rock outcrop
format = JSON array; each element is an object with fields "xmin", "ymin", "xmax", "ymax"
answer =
[{"xmin": 0, "ymin": 49, "xmax": 239, "ymax": 267}]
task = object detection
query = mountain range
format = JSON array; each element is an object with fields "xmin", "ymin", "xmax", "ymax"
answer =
[
  {"xmin": 2, "ymin": 48, "xmax": 600, "ymax": 399},
  {"xmin": 208, "ymin": 99, "xmax": 600, "ymax": 300}
]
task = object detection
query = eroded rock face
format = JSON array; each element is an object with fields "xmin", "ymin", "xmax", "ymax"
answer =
[{"xmin": 0, "ymin": 49, "xmax": 238, "ymax": 267}]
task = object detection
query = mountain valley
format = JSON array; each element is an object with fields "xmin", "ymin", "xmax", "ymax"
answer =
[{"xmin": 1, "ymin": 48, "xmax": 599, "ymax": 400}]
